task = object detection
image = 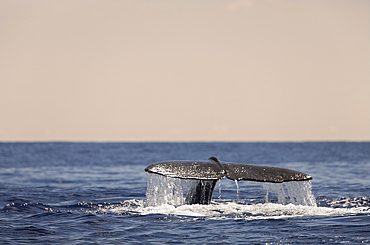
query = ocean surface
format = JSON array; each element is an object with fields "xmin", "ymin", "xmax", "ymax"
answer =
[{"xmin": 0, "ymin": 142, "xmax": 369, "ymax": 244}]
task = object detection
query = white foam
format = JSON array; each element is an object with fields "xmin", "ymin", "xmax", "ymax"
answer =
[{"xmin": 101, "ymin": 200, "xmax": 370, "ymax": 220}]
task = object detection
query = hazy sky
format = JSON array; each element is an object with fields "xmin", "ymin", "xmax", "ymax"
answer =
[{"xmin": 1, "ymin": 1, "xmax": 369, "ymax": 142}]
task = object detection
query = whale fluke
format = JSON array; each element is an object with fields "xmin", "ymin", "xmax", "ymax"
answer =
[
  {"xmin": 145, "ymin": 157, "xmax": 312, "ymax": 183},
  {"xmin": 144, "ymin": 159, "xmax": 225, "ymax": 180},
  {"xmin": 145, "ymin": 157, "xmax": 312, "ymax": 205},
  {"xmin": 222, "ymin": 163, "xmax": 312, "ymax": 182}
]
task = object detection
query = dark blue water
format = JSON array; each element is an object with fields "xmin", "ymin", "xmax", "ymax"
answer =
[{"xmin": 1, "ymin": 142, "xmax": 369, "ymax": 244}]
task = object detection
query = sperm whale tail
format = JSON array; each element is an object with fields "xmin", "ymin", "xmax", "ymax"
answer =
[{"xmin": 145, "ymin": 157, "xmax": 312, "ymax": 205}]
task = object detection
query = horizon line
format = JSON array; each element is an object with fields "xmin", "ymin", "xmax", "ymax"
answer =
[{"xmin": 1, "ymin": 140, "xmax": 369, "ymax": 144}]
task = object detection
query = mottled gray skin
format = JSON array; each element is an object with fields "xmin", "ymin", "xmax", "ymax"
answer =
[{"xmin": 145, "ymin": 157, "xmax": 312, "ymax": 205}]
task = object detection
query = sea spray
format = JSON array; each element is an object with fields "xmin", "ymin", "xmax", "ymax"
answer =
[{"xmin": 262, "ymin": 180, "xmax": 317, "ymax": 206}]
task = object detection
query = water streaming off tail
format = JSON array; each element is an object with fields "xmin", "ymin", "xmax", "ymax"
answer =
[
  {"xmin": 146, "ymin": 174, "xmax": 219, "ymax": 206},
  {"xmin": 262, "ymin": 181, "xmax": 317, "ymax": 206},
  {"xmin": 234, "ymin": 180, "xmax": 239, "ymax": 200},
  {"xmin": 146, "ymin": 174, "xmax": 195, "ymax": 206},
  {"xmin": 146, "ymin": 173, "xmax": 317, "ymax": 207},
  {"xmin": 146, "ymin": 174, "xmax": 185, "ymax": 206}
]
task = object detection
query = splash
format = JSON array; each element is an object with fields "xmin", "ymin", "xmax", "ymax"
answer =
[{"xmin": 262, "ymin": 181, "xmax": 317, "ymax": 206}]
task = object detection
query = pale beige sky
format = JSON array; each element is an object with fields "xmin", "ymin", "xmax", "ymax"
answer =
[{"xmin": 0, "ymin": 0, "xmax": 369, "ymax": 142}]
